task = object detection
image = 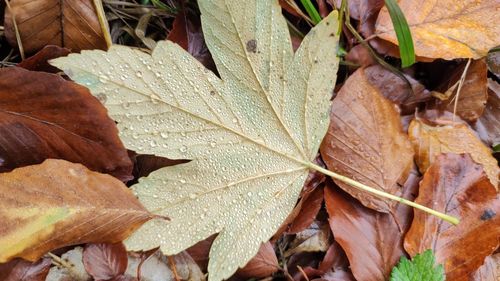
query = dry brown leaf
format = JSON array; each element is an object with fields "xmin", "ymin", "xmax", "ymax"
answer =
[
  {"xmin": 324, "ymin": 170, "xmax": 419, "ymax": 281},
  {"xmin": 0, "ymin": 159, "xmax": 153, "ymax": 262},
  {"xmin": 320, "ymin": 68, "xmax": 414, "ymax": 212},
  {"xmin": 487, "ymin": 50, "xmax": 500, "ymax": 78},
  {"xmin": 471, "ymin": 253, "xmax": 500, "ymax": 281},
  {"xmin": 4, "ymin": 0, "xmax": 107, "ymax": 53},
  {"xmin": 404, "ymin": 153, "xmax": 500, "ymax": 280},
  {"xmin": 236, "ymin": 242, "xmax": 279, "ymax": 279},
  {"xmin": 0, "ymin": 66, "xmax": 132, "ymax": 181},
  {"xmin": 435, "ymin": 59, "xmax": 488, "ymax": 122},
  {"xmin": 408, "ymin": 118, "xmax": 499, "ymax": 188},
  {"xmin": 375, "ymin": 0, "xmax": 500, "ymax": 60},
  {"xmin": 474, "ymin": 79, "xmax": 500, "ymax": 147}
]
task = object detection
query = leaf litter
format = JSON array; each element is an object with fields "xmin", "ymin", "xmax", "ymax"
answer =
[{"xmin": 0, "ymin": 0, "xmax": 499, "ymax": 280}]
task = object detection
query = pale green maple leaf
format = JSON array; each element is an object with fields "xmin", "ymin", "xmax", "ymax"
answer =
[{"xmin": 50, "ymin": 0, "xmax": 456, "ymax": 280}]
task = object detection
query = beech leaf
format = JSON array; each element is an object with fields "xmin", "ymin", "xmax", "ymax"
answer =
[
  {"xmin": 51, "ymin": 1, "xmax": 340, "ymax": 280},
  {"xmin": 0, "ymin": 159, "xmax": 152, "ymax": 262}
]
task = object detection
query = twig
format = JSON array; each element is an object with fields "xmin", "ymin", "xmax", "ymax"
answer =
[
  {"xmin": 93, "ymin": 0, "xmax": 113, "ymax": 48},
  {"xmin": 167, "ymin": 256, "xmax": 181, "ymax": 281},
  {"xmin": 297, "ymin": 265, "xmax": 310, "ymax": 281},
  {"xmin": 451, "ymin": 58, "xmax": 472, "ymax": 122},
  {"xmin": 4, "ymin": 0, "xmax": 24, "ymax": 60}
]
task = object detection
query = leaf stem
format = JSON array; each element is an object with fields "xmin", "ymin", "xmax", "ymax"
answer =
[{"xmin": 305, "ymin": 162, "xmax": 460, "ymax": 225}]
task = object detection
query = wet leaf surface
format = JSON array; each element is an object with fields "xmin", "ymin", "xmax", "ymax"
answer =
[
  {"xmin": 0, "ymin": 66, "xmax": 133, "ymax": 181},
  {"xmin": 320, "ymin": 68, "xmax": 414, "ymax": 212},
  {"xmin": 404, "ymin": 154, "xmax": 500, "ymax": 280}
]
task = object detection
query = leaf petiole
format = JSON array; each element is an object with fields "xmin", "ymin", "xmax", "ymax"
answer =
[{"xmin": 304, "ymin": 162, "xmax": 460, "ymax": 225}]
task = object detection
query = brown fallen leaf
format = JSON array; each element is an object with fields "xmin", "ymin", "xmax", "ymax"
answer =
[
  {"xmin": 0, "ymin": 66, "xmax": 132, "ymax": 181},
  {"xmin": 318, "ymin": 241, "xmax": 349, "ymax": 273},
  {"xmin": 474, "ymin": 79, "xmax": 500, "ymax": 147},
  {"xmin": 285, "ymin": 221, "xmax": 331, "ymax": 257},
  {"xmin": 375, "ymin": 0, "xmax": 500, "ymax": 60},
  {"xmin": 434, "ymin": 59, "xmax": 488, "ymax": 122},
  {"xmin": 404, "ymin": 153, "xmax": 500, "ymax": 280},
  {"xmin": 324, "ymin": 169, "xmax": 419, "ymax": 281},
  {"xmin": 0, "ymin": 159, "xmax": 153, "ymax": 262},
  {"xmin": 487, "ymin": 50, "xmax": 500, "ymax": 78},
  {"xmin": 320, "ymin": 68, "xmax": 414, "ymax": 212},
  {"xmin": 0, "ymin": 258, "xmax": 51, "ymax": 281},
  {"xmin": 471, "ymin": 253, "xmax": 500, "ymax": 281},
  {"xmin": 287, "ymin": 185, "xmax": 324, "ymax": 234},
  {"xmin": 167, "ymin": 5, "xmax": 216, "ymax": 72},
  {"xmin": 329, "ymin": 0, "xmax": 384, "ymax": 37},
  {"xmin": 408, "ymin": 117, "xmax": 499, "ymax": 188},
  {"xmin": 364, "ymin": 65, "xmax": 431, "ymax": 114},
  {"xmin": 236, "ymin": 242, "xmax": 279, "ymax": 279},
  {"xmin": 4, "ymin": 0, "xmax": 107, "ymax": 54},
  {"xmin": 17, "ymin": 45, "xmax": 71, "ymax": 73},
  {"xmin": 314, "ymin": 269, "xmax": 356, "ymax": 281},
  {"xmin": 83, "ymin": 243, "xmax": 128, "ymax": 281}
]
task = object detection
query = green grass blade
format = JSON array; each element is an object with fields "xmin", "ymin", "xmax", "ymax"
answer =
[
  {"xmin": 384, "ymin": 0, "xmax": 415, "ymax": 67},
  {"xmin": 300, "ymin": 0, "xmax": 322, "ymax": 25}
]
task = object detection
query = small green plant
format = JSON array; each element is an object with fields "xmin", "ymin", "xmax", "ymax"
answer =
[{"xmin": 391, "ymin": 250, "xmax": 445, "ymax": 281}]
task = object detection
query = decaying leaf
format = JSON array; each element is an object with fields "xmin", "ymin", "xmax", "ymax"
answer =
[
  {"xmin": 324, "ymin": 170, "xmax": 419, "ymax": 281},
  {"xmin": 408, "ymin": 118, "xmax": 499, "ymax": 188},
  {"xmin": 471, "ymin": 253, "xmax": 500, "ymax": 281},
  {"xmin": 0, "ymin": 258, "xmax": 51, "ymax": 281},
  {"xmin": 4, "ymin": 0, "xmax": 107, "ymax": 53},
  {"xmin": 50, "ymin": 0, "xmax": 340, "ymax": 280},
  {"xmin": 434, "ymin": 59, "xmax": 488, "ymax": 122},
  {"xmin": 375, "ymin": 0, "xmax": 500, "ymax": 60},
  {"xmin": 0, "ymin": 66, "xmax": 132, "ymax": 181},
  {"xmin": 83, "ymin": 243, "xmax": 128, "ymax": 281},
  {"xmin": 125, "ymin": 250, "xmax": 204, "ymax": 281},
  {"xmin": 320, "ymin": 68, "xmax": 414, "ymax": 212},
  {"xmin": 46, "ymin": 247, "xmax": 92, "ymax": 281},
  {"xmin": 236, "ymin": 242, "xmax": 279, "ymax": 279},
  {"xmin": 474, "ymin": 79, "xmax": 500, "ymax": 147},
  {"xmin": 0, "ymin": 159, "xmax": 152, "ymax": 262},
  {"xmin": 404, "ymin": 154, "xmax": 500, "ymax": 280}
]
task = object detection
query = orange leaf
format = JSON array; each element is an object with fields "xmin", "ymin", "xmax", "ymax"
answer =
[
  {"xmin": 404, "ymin": 153, "xmax": 500, "ymax": 280},
  {"xmin": 320, "ymin": 68, "xmax": 414, "ymax": 212},
  {"xmin": 0, "ymin": 159, "xmax": 153, "ymax": 263},
  {"xmin": 409, "ymin": 118, "xmax": 499, "ymax": 188},
  {"xmin": 375, "ymin": 0, "xmax": 500, "ymax": 60}
]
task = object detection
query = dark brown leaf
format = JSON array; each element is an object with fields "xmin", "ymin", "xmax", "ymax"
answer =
[
  {"xmin": 324, "ymin": 169, "xmax": 419, "ymax": 281},
  {"xmin": 0, "ymin": 258, "xmax": 51, "ymax": 281},
  {"xmin": 404, "ymin": 153, "xmax": 500, "ymax": 280},
  {"xmin": 83, "ymin": 243, "xmax": 128, "ymax": 281},
  {"xmin": 167, "ymin": 6, "xmax": 216, "ymax": 72},
  {"xmin": 186, "ymin": 235, "xmax": 216, "ymax": 272},
  {"xmin": 17, "ymin": 45, "xmax": 71, "ymax": 73},
  {"xmin": 0, "ymin": 66, "xmax": 132, "ymax": 181},
  {"xmin": 320, "ymin": 68, "xmax": 414, "ymax": 212},
  {"xmin": 474, "ymin": 79, "xmax": 500, "ymax": 147},
  {"xmin": 4, "ymin": 0, "xmax": 107, "ymax": 54}
]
